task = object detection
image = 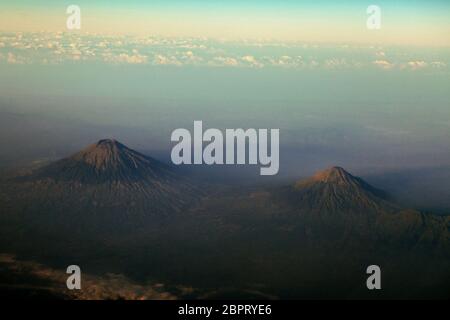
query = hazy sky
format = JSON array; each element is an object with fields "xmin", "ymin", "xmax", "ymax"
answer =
[
  {"xmin": 0, "ymin": 1, "xmax": 449, "ymax": 178},
  {"xmin": 1, "ymin": 1, "xmax": 450, "ymax": 45}
]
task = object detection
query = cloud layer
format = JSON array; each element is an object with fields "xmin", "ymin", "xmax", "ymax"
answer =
[{"xmin": 0, "ymin": 32, "xmax": 448, "ymax": 72}]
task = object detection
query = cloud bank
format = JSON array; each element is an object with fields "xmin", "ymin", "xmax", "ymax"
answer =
[{"xmin": 0, "ymin": 32, "xmax": 448, "ymax": 72}]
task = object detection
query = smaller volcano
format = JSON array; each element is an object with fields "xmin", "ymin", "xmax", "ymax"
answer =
[{"xmin": 284, "ymin": 167, "xmax": 394, "ymax": 214}]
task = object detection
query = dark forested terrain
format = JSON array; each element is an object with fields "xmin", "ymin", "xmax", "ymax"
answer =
[{"xmin": 0, "ymin": 140, "xmax": 449, "ymax": 299}]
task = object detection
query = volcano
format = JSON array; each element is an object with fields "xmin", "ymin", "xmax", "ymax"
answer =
[
  {"xmin": 290, "ymin": 167, "xmax": 395, "ymax": 213},
  {"xmin": 2, "ymin": 139, "xmax": 200, "ymax": 233},
  {"xmin": 276, "ymin": 166, "xmax": 399, "ymax": 221},
  {"xmin": 32, "ymin": 139, "xmax": 180, "ymax": 184},
  {"xmin": 271, "ymin": 166, "xmax": 450, "ymax": 248}
]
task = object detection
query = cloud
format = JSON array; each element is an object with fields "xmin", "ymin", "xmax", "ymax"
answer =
[
  {"xmin": 0, "ymin": 32, "xmax": 448, "ymax": 72},
  {"xmin": 372, "ymin": 59, "xmax": 394, "ymax": 69},
  {"xmin": 120, "ymin": 53, "xmax": 148, "ymax": 64},
  {"xmin": 266, "ymin": 55, "xmax": 303, "ymax": 68},
  {"xmin": 210, "ymin": 56, "xmax": 239, "ymax": 67},
  {"xmin": 406, "ymin": 60, "xmax": 427, "ymax": 70},
  {"xmin": 241, "ymin": 55, "xmax": 263, "ymax": 68},
  {"xmin": 104, "ymin": 53, "xmax": 148, "ymax": 64},
  {"xmin": 179, "ymin": 50, "xmax": 203, "ymax": 64},
  {"xmin": 153, "ymin": 54, "xmax": 181, "ymax": 66}
]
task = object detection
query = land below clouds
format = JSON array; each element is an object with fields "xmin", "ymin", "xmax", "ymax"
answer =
[{"xmin": 0, "ymin": 141, "xmax": 449, "ymax": 299}]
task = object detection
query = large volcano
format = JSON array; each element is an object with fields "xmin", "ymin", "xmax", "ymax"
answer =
[
  {"xmin": 1, "ymin": 140, "xmax": 200, "ymax": 234},
  {"xmin": 32, "ymin": 139, "xmax": 180, "ymax": 184}
]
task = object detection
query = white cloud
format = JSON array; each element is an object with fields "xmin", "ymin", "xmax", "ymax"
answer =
[
  {"xmin": 0, "ymin": 32, "xmax": 448, "ymax": 72},
  {"xmin": 241, "ymin": 55, "xmax": 263, "ymax": 68},
  {"xmin": 373, "ymin": 59, "xmax": 394, "ymax": 69},
  {"xmin": 105, "ymin": 53, "xmax": 148, "ymax": 64},
  {"xmin": 406, "ymin": 60, "xmax": 427, "ymax": 70},
  {"xmin": 153, "ymin": 54, "xmax": 181, "ymax": 66},
  {"xmin": 211, "ymin": 56, "xmax": 239, "ymax": 67}
]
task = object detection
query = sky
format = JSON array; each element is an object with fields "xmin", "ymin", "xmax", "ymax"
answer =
[
  {"xmin": 0, "ymin": 1, "xmax": 449, "ymax": 45},
  {"xmin": 0, "ymin": 0, "xmax": 449, "ymax": 180}
]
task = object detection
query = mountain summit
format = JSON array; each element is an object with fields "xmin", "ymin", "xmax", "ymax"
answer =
[
  {"xmin": 76, "ymin": 139, "xmax": 133, "ymax": 170},
  {"xmin": 296, "ymin": 167, "xmax": 387, "ymax": 197},
  {"xmin": 307, "ymin": 166, "xmax": 357, "ymax": 184}
]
